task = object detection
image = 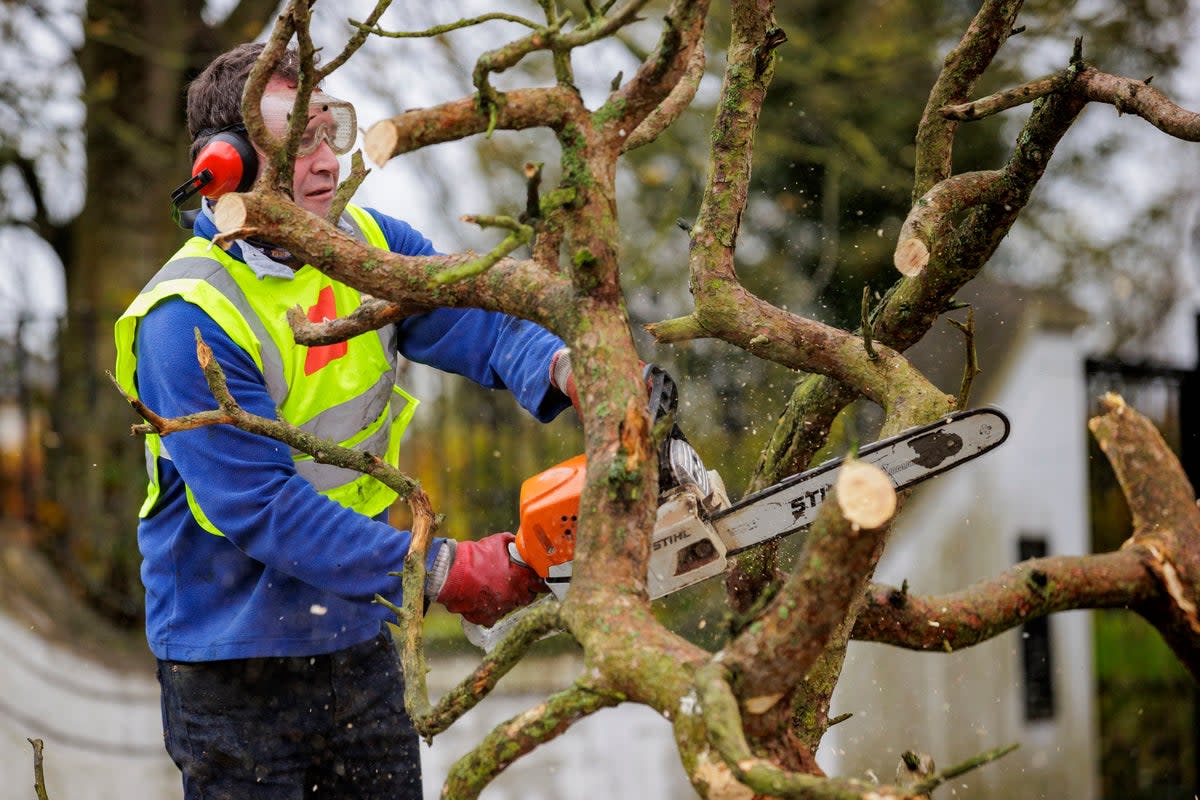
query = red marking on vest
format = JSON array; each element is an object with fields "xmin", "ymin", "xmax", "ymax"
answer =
[{"xmin": 304, "ymin": 286, "xmax": 348, "ymax": 375}]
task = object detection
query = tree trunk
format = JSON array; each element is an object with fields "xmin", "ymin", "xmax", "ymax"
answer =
[{"xmin": 49, "ymin": 0, "xmax": 273, "ymax": 618}]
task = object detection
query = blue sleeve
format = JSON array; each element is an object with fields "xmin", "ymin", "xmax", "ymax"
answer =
[
  {"xmin": 365, "ymin": 208, "xmax": 572, "ymax": 422},
  {"xmin": 135, "ymin": 297, "xmax": 442, "ymax": 603}
]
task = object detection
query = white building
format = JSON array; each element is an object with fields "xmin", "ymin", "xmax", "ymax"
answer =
[{"xmin": 823, "ymin": 282, "xmax": 1099, "ymax": 797}]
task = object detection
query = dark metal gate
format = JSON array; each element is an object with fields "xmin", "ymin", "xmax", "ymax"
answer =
[{"xmin": 1086, "ymin": 347, "xmax": 1198, "ymax": 800}]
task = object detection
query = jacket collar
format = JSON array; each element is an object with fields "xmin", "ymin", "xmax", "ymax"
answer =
[{"xmin": 193, "ymin": 200, "xmax": 360, "ymax": 282}]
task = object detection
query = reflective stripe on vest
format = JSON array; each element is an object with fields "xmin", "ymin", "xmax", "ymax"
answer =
[{"xmin": 113, "ymin": 204, "xmax": 419, "ymax": 531}]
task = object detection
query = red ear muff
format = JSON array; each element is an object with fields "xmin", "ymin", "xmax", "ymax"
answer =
[
  {"xmin": 193, "ymin": 130, "xmax": 258, "ymax": 197},
  {"xmin": 170, "ymin": 126, "xmax": 259, "ymax": 227}
]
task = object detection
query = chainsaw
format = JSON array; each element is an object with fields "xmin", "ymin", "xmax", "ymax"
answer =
[{"xmin": 463, "ymin": 367, "xmax": 1010, "ymax": 649}]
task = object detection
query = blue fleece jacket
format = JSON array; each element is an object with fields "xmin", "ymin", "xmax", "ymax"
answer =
[{"xmin": 133, "ymin": 208, "xmax": 568, "ymax": 661}]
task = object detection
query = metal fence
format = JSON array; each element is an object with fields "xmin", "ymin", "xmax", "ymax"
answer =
[{"xmin": 1086, "ymin": 354, "xmax": 1199, "ymax": 799}]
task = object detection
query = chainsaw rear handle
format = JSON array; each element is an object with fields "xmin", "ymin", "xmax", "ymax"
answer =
[{"xmin": 513, "ymin": 362, "xmax": 697, "ymax": 580}]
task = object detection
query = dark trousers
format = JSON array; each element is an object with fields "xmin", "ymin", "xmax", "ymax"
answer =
[{"xmin": 157, "ymin": 632, "xmax": 422, "ymax": 799}]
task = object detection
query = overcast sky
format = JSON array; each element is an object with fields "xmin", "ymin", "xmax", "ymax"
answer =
[{"xmin": 5, "ymin": 0, "xmax": 1200, "ymax": 362}]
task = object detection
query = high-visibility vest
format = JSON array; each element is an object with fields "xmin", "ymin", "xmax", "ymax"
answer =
[{"xmin": 113, "ymin": 204, "xmax": 419, "ymax": 535}]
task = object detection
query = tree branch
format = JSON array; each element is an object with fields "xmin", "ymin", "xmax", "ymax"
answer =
[
  {"xmin": 364, "ymin": 86, "xmax": 584, "ymax": 166},
  {"xmin": 441, "ymin": 684, "xmax": 617, "ymax": 799},
  {"xmin": 287, "ymin": 297, "xmax": 430, "ymax": 346},
  {"xmin": 621, "ymin": 34, "xmax": 706, "ymax": 152},
  {"xmin": 1076, "ymin": 65, "xmax": 1200, "ymax": 141},
  {"xmin": 27, "ymin": 738, "xmax": 49, "ymax": 800},
  {"xmin": 892, "ymin": 170, "xmax": 1006, "ymax": 278},
  {"xmin": 723, "ymin": 461, "xmax": 897, "ymax": 697},
  {"xmin": 371, "ymin": 500, "xmax": 438, "ymax": 735},
  {"xmin": 469, "ymin": 0, "xmax": 653, "ymax": 122},
  {"xmin": 942, "ymin": 62, "xmax": 1200, "ymax": 142},
  {"xmin": 1090, "ymin": 393, "xmax": 1200, "ymax": 677},
  {"xmin": 948, "ymin": 307, "xmax": 980, "ymax": 410},
  {"xmin": 434, "ymin": 214, "xmax": 534, "ymax": 285},
  {"xmin": 403, "ymin": 598, "xmax": 565, "ymax": 740},
  {"xmin": 241, "ymin": 3, "xmax": 299, "ymax": 195},
  {"xmin": 913, "ymin": 0, "xmax": 1025, "ymax": 200},
  {"xmin": 694, "ymin": 661, "xmax": 963, "ymax": 799},
  {"xmin": 212, "ymin": 190, "xmax": 574, "ymax": 329},
  {"xmin": 854, "ymin": 551, "xmax": 1159, "ymax": 650},
  {"xmin": 327, "ymin": 150, "xmax": 370, "ymax": 223},
  {"xmin": 941, "ymin": 70, "xmax": 1074, "ymax": 121},
  {"xmin": 354, "ymin": 11, "xmax": 542, "ymax": 39},
  {"xmin": 316, "ymin": 0, "xmax": 391, "ymax": 80},
  {"xmin": 111, "ymin": 331, "xmax": 424, "ymax": 500},
  {"xmin": 600, "ymin": 0, "xmax": 711, "ymax": 150}
]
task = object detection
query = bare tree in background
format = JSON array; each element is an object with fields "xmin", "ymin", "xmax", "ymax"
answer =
[
  {"xmin": 123, "ymin": 1, "xmax": 1200, "ymax": 796},
  {"xmin": 0, "ymin": 0, "xmax": 283, "ymax": 621}
]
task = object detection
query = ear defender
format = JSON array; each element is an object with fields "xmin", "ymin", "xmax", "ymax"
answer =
[{"xmin": 170, "ymin": 125, "xmax": 258, "ymax": 225}]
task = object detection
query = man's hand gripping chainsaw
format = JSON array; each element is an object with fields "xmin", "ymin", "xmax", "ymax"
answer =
[{"xmin": 464, "ymin": 366, "xmax": 1011, "ymax": 650}]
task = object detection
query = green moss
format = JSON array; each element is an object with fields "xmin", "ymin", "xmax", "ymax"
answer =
[
  {"xmin": 573, "ymin": 248, "xmax": 596, "ymax": 268},
  {"xmin": 540, "ymin": 187, "xmax": 577, "ymax": 214},
  {"xmin": 605, "ymin": 456, "xmax": 641, "ymax": 502},
  {"xmin": 591, "ymin": 97, "xmax": 628, "ymax": 128},
  {"xmin": 558, "ymin": 123, "xmax": 594, "ymax": 189}
]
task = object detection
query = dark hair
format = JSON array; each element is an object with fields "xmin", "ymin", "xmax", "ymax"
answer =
[{"xmin": 186, "ymin": 43, "xmax": 301, "ymax": 161}]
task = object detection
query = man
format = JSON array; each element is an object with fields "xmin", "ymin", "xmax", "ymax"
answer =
[{"xmin": 114, "ymin": 43, "xmax": 579, "ymax": 799}]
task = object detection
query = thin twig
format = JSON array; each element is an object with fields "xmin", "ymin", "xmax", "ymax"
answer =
[
  {"xmin": 374, "ymin": 490, "xmax": 438, "ymax": 731},
  {"xmin": 941, "ymin": 70, "xmax": 1074, "ymax": 121},
  {"xmin": 319, "ymin": 0, "xmax": 393, "ymax": 80},
  {"xmin": 327, "ymin": 150, "xmax": 370, "ymax": 223},
  {"xmin": 861, "ymin": 285, "xmax": 878, "ymax": 360},
  {"xmin": 28, "ymin": 739, "xmax": 49, "ymax": 800},
  {"xmin": 947, "ymin": 306, "xmax": 979, "ymax": 410},
  {"xmin": 433, "ymin": 216, "xmax": 533, "ymax": 285},
  {"xmin": 911, "ymin": 742, "xmax": 1020, "ymax": 794},
  {"xmin": 111, "ymin": 331, "xmax": 422, "ymax": 500},
  {"xmin": 354, "ymin": 12, "xmax": 542, "ymax": 38},
  {"xmin": 522, "ymin": 161, "xmax": 544, "ymax": 222}
]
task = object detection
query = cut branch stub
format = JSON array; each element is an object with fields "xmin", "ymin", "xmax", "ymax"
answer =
[
  {"xmin": 835, "ymin": 460, "xmax": 897, "ymax": 530},
  {"xmin": 364, "ymin": 120, "xmax": 399, "ymax": 167},
  {"xmin": 213, "ymin": 193, "xmax": 250, "ymax": 233},
  {"xmin": 893, "ymin": 236, "xmax": 930, "ymax": 277},
  {"xmin": 1088, "ymin": 391, "xmax": 1200, "ymax": 676}
]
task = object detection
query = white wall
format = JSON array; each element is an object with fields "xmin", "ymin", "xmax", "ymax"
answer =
[
  {"xmin": 421, "ymin": 657, "xmax": 692, "ymax": 800},
  {"xmin": 0, "ymin": 617, "xmax": 692, "ymax": 800},
  {"xmin": 0, "ymin": 613, "xmax": 178, "ymax": 800},
  {"xmin": 821, "ymin": 321, "xmax": 1099, "ymax": 798}
]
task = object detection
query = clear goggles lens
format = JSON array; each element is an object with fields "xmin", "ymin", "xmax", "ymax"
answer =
[{"xmin": 260, "ymin": 90, "xmax": 357, "ymax": 157}]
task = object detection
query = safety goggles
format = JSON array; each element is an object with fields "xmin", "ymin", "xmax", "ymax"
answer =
[{"xmin": 260, "ymin": 89, "xmax": 357, "ymax": 157}]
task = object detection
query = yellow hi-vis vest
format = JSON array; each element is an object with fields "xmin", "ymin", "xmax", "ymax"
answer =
[{"xmin": 113, "ymin": 204, "xmax": 419, "ymax": 535}]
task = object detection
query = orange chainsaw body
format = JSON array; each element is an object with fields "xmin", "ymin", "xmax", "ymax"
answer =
[{"xmin": 512, "ymin": 454, "xmax": 587, "ymax": 578}]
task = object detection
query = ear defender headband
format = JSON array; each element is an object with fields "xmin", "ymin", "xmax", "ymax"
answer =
[{"xmin": 170, "ymin": 123, "xmax": 258, "ymax": 226}]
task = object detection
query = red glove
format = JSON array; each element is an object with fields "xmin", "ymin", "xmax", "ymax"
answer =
[{"xmin": 436, "ymin": 533, "xmax": 548, "ymax": 627}]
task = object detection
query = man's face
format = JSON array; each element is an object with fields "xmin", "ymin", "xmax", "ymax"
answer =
[{"xmin": 259, "ymin": 78, "xmax": 355, "ymax": 218}]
